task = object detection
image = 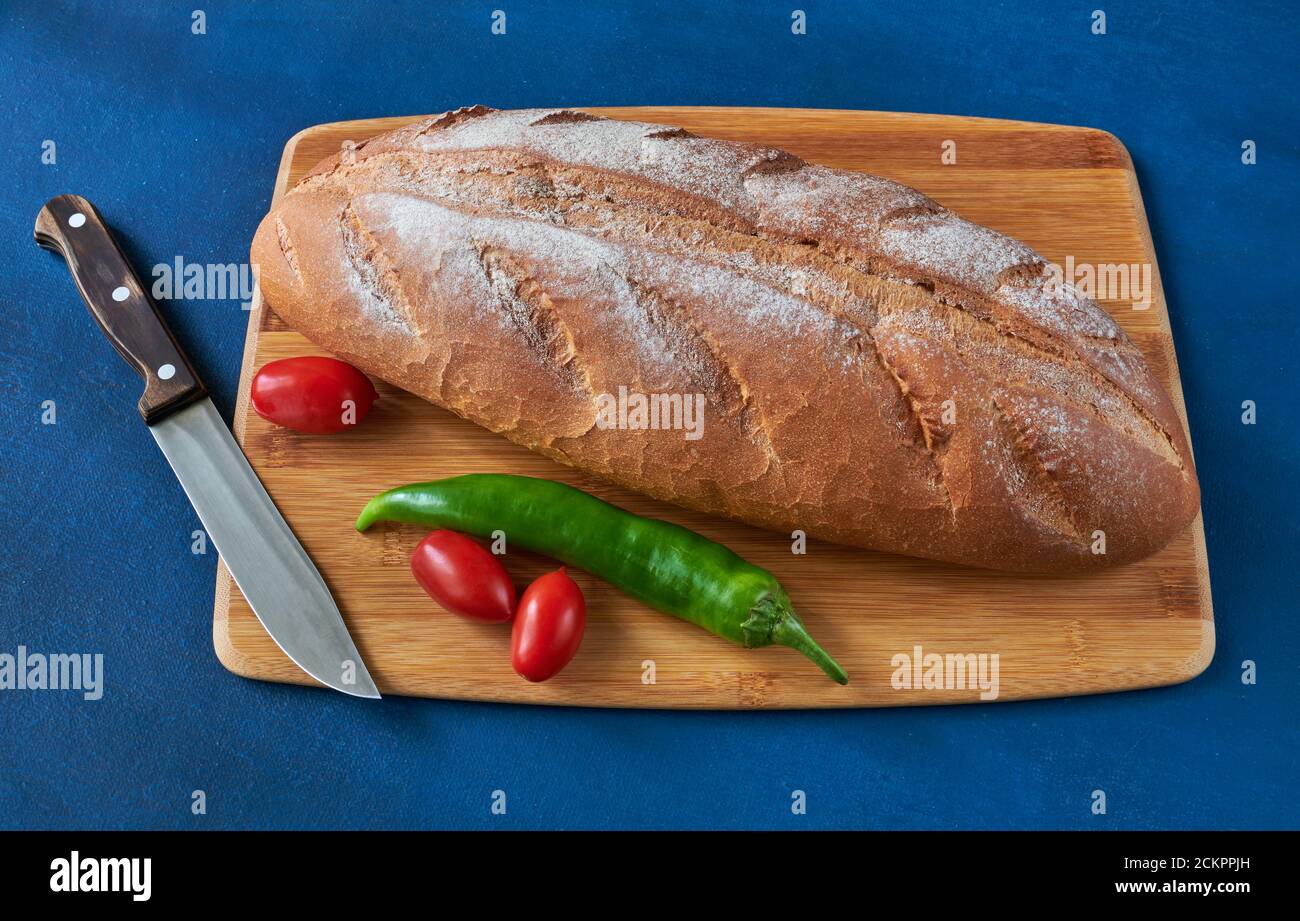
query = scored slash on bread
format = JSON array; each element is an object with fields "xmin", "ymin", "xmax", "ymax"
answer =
[{"xmin": 251, "ymin": 106, "xmax": 1200, "ymax": 572}]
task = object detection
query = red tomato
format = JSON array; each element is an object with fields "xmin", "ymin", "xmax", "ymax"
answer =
[
  {"xmin": 511, "ymin": 568, "xmax": 586, "ymax": 682},
  {"xmin": 410, "ymin": 531, "xmax": 516, "ymax": 622},
  {"xmin": 251, "ymin": 356, "xmax": 378, "ymax": 434}
]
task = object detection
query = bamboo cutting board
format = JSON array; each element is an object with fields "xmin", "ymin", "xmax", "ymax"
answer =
[{"xmin": 213, "ymin": 107, "xmax": 1213, "ymax": 707}]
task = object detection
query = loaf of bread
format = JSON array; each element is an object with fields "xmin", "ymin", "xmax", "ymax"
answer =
[{"xmin": 252, "ymin": 106, "xmax": 1200, "ymax": 572}]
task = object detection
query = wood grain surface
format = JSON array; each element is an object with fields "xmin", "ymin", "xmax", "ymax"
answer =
[{"xmin": 212, "ymin": 107, "xmax": 1213, "ymax": 708}]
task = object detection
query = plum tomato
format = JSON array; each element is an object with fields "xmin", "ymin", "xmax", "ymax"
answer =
[
  {"xmin": 511, "ymin": 567, "xmax": 586, "ymax": 682},
  {"xmin": 410, "ymin": 530, "xmax": 516, "ymax": 623},
  {"xmin": 250, "ymin": 356, "xmax": 377, "ymax": 434}
]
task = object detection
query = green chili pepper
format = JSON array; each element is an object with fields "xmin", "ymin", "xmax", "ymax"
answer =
[{"xmin": 356, "ymin": 474, "xmax": 848, "ymax": 684}]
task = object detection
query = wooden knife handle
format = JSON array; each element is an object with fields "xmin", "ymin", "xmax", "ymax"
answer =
[{"xmin": 35, "ymin": 194, "xmax": 207, "ymax": 425}]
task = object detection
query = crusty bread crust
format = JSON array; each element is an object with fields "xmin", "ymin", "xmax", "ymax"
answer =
[{"xmin": 251, "ymin": 106, "xmax": 1200, "ymax": 572}]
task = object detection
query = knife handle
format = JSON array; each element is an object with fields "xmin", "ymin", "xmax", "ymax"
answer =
[{"xmin": 35, "ymin": 194, "xmax": 207, "ymax": 425}]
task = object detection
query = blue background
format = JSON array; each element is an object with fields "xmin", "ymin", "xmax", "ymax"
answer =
[{"xmin": 1, "ymin": 1, "xmax": 1296, "ymax": 830}]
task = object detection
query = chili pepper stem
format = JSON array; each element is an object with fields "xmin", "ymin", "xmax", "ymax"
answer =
[{"xmin": 772, "ymin": 617, "xmax": 849, "ymax": 685}]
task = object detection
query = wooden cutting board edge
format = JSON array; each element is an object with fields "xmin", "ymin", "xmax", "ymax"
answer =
[{"xmin": 212, "ymin": 106, "xmax": 1215, "ymax": 706}]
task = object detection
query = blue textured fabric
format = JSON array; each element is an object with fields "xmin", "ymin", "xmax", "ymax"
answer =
[{"xmin": 1, "ymin": 1, "xmax": 1296, "ymax": 830}]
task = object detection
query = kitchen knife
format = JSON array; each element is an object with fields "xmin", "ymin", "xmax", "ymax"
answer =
[{"xmin": 35, "ymin": 194, "xmax": 380, "ymax": 699}]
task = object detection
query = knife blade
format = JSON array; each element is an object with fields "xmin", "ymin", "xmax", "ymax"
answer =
[{"xmin": 35, "ymin": 194, "xmax": 379, "ymax": 699}]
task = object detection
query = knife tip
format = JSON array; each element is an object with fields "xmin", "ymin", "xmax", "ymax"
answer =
[{"xmin": 337, "ymin": 682, "xmax": 382, "ymax": 700}]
